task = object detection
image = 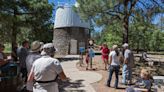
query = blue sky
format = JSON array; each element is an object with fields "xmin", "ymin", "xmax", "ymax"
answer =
[{"xmin": 48, "ymin": 0, "xmax": 76, "ymax": 5}]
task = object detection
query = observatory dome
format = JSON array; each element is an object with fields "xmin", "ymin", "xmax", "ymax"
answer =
[{"xmin": 54, "ymin": 5, "xmax": 90, "ymax": 29}]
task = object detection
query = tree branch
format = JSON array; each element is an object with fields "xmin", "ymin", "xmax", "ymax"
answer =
[{"xmin": 129, "ymin": 0, "xmax": 138, "ymax": 15}]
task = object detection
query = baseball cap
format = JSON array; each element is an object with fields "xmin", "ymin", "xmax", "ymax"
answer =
[{"xmin": 122, "ymin": 43, "xmax": 129, "ymax": 47}]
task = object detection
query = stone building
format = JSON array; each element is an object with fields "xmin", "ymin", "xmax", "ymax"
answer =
[{"xmin": 53, "ymin": 4, "xmax": 90, "ymax": 55}]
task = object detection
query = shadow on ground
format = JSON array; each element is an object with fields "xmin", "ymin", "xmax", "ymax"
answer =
[
  {"xmin": 58, "ymin": 79, "xmax": 86, "ymax": 92},
  {"xmin": 57, "ymin": 57, "xmax": 80, "ymax": 62}
]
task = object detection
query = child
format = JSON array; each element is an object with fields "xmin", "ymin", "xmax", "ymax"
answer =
[
  {"xmin": 100, "ymin": 43, "xmax": 110, "ymax": 70},
  {"xmin": 126, "ymin": 68, "xmax": 152, "ymax": 92}
]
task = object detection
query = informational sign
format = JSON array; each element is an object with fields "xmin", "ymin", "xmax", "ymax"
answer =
[{"xmin": 79, "ymin": 47, "xmax": 85, "ymax": 53}]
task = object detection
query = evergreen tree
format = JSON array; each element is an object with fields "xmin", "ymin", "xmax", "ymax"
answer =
[{"xmin": 75, "ymin": 0, "xmax": 163, "ymax": 43}]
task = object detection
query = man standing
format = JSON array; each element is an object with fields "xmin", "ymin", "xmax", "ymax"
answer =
[
  {"xmin": 27, "ymin": 43, "xmax": 68, "ymax": 92},
  {"xmin": 122, "ymin": 43, "xmax": 134, "ymax": 85},
  {"xmin": 17, "ymin": 40, "xmax": 29, "ymax": 79},
  {"xmin": 26, "ymin": 41, "xmax": 42, "ymax": 92}
]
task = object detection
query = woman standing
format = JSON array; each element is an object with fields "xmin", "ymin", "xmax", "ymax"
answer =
[
  {"xmin": 101, "ymin": 43, "xmax": 110, "ymax": 70},
  {"xmin": 106, "ymin": 45, "xmax": 120, "ymax": 89}
]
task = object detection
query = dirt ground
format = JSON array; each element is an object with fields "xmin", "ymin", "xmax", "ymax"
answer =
[{"xmin": 76, "ymin": 55, "xmax": 164, "ymax": 92}]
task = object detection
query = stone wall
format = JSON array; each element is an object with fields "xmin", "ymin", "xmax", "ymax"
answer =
[
  {"xmin": 53, "ymin": 27, "xmax": 89, "ymax": 55},
  {"xmin": 53, "ymin": 28, "xmax": 70, "ymax": 55}
]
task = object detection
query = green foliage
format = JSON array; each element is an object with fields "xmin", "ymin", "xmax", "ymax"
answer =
[
  {"xmin": 4, "ymin": 44, "xmax": 12, "ymax": 53},
  {"xmin": 75, "ymin": 0, "xmax": 164, "ymax": 51},
  {"xmin": 0, "ymin": 0, "xmax": 54, "ymax": 46}
]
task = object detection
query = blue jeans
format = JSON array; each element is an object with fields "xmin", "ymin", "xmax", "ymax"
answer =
[
  {"xmin": 122, "ymin": 64, "xmax": 132, "ymax": 84},
  {"xmin": 107, "ymin": 65, "xmax": 120, "ymax": 88}
]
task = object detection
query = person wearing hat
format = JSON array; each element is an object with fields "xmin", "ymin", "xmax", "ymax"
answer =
[
  {"xmin": 106, "ymin": 45, "xmax": 121, "ymax": 89},
  {"xmin": 27, "ymin": 43, "xmax": 68, "ymax": 92},
  {"xmin": 122, "ymin": 43, "xmax": 134, "ymax": 85},
  {"xmin": 25, "ymin": 41, "xmax": 42, "ymax": 92}
]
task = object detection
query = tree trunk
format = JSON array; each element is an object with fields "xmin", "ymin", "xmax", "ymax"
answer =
[
  {"xmin": 12, "ymin": 0, "xmax": 17, "ymax": 51},
  {"xmin": 11, "ymin": 26, "xmax": 17, "ymax": 51},
  {"xmin": 123, "ymin": 16, "xmax": 129, "ymax": 44},
  {"xmin": 123, "ymin": 0, "xmax": 129, "ymax": 44}
]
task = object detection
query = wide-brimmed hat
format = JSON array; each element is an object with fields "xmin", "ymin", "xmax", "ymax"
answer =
[{"xmin": 31, "ymin": 41, "xmax": 41, "ymax": 52}]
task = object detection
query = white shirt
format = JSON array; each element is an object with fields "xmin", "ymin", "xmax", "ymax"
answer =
[
  {"xmin": 109, "ymin": 51, "xmax": 120, "ymax": 65},
  {"xmin": 32, "ymin": 56, "xmax": 63, "ymax": 81},
  {"xmin": 124, "ymin": 49, "xmax": 131, "ymax": 59},
  {"xmin": 124, "ymin": 49, "xmax": 134, "ymax": 67},
  {"xmin": 31, "ymin": 56, "xmax": 63, "ymax": 92}
]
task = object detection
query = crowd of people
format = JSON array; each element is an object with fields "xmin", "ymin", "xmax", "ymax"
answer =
[
  {"xmin": 0, "ymin": 41, "xmax": 69, "ymax": 92},
  {"xmin": 84, "ymin": 42, "xmax": 152, "ymax": 92},
  {"xmin": 0, "ymin": 40, "xmax": 153, "ymax": 92}
]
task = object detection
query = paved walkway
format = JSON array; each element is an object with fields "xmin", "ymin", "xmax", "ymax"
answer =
[{"xmin": 59, "ymin": 55, "xmax": 102, "ymax": 92}]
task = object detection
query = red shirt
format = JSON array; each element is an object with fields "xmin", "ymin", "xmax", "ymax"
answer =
[{"xmin": 102, "ymin": 47, "xmax": 110, "ymax": 56}]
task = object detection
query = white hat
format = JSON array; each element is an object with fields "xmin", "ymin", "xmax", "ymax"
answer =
[
  {"xmin": 112, "ymin": 45, "xmax": 118, "ymax": 50},
  {"xmin": 43, "ymin": 43, "xmax": 55, "ymax": 49},
  {"xmin": 31, "ymin": 41, "xmax": 41, "ymax": 52},
  {"xmin": 41, "ymin": 43, "xmax": 56, "ymax": 55},
  {"xmin": 122, "ymin": 43, "xmax": 129, "ymax": 47}
]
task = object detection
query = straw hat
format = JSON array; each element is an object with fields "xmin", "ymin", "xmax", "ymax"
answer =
[{"xmin": 31, "ymin": 41, "xmax": 41, "ymax": 52}]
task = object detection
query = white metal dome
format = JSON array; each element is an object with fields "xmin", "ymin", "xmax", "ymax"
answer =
[{"xmin": 54, "ymin": 5, "xmax": 90, "ymax": 29}]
